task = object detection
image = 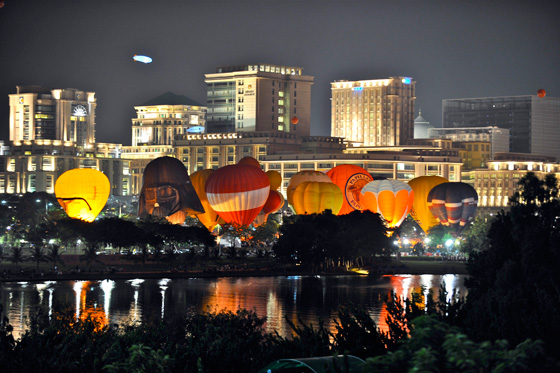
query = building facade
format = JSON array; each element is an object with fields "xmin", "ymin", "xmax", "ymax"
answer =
[
  {"xmin": 331, "ymin": 77, "xmax": 416, "ymax": 147},
  {"xmin": 0, "ymin": 140, "xmax": 132, "ymax": 196},
  {"xmin": 9, "ymin": 86, "xmax": 96, "ymax": 147},
  {"xmin": 205, "ymin": 64, "xmax": 313, "ymax": 136},
  {"xmin": 131, "ymin": 92, "xmax": 207, "ymax": 146},
  {"xmin": 428, "ymin": 126, "xmax": 509, "ymax": 159},
  {"xmin": 463, "ymin": 154, "xmax": 560, "ymax": 215},
  {"xmin": 442, "ymin": 95, "xmax": 560, "ymax": 160}
]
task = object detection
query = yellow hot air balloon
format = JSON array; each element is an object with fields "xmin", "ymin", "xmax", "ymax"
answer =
[
  {"xmin": 287, "ymin": 171, "xmax": 332, "ymax": 207},
  {"xmin": 361, "ymin": 179, "xmax": 414, "ymax": 228},
  {"xmin": 266, "ymin": 170, "xmax": 282, "ymax": 190},
  {"xmin": 408, "ymin": 175, "xmax": 448, "ymax": 233},
  {"xmin": 190, "ymin": 169, "xmax": 223, "ymax": 231},
  {"xmin": 292, "ymin": 181, "xmax": 343, "ymax": 215},
  {"xmin": 55, "ymin": 168, "xmax": 110, "ymax": 222}
]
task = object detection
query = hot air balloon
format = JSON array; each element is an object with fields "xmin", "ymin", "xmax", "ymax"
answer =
[
  {"xmin": 55, "ymin": 168, "xmax": 110, "ymax": 222},
  {"xmin": 238, "ymin": 156, "xmax": 261, "ymax": 168},
  {"xmin": 205, "ymin": 164, "xmax": 270, "ymax": 226},
  {"xmin": 427, "ymin": 182, "xmax": 478, "ymax": 235},
  {"xmin": 537, "ymin": 89, "xmax": 546, "ymax": 98},
  {"xmin": 326, "ymin": 164, "xmax": 373, "ymax": 215},
  {"xmin": 408, "ymin": 175, "xmax": 448, "ymax": 233},
  {"xmin": 190, "ymin": 169, "xmax": 223, "ymax": 231},
  {"xmin": 360, "ymin": 179, "xmax": 414, "ymax": 228},
  {"xmin": 286, "ymin": 171, "xmax": 332, "ymax": 207},
  {"xmin": 254, "ymin": 190, "xmax": 285, "ymax": 226},
  {"xmin": 291, "ymin": 116, "xmax": 299, "ymax": 125},
  {"xmin": 138, "ymin": 156, "xmax": 204, "ymax": 224},
  {"xmin": 292, "ymin": 181, "xmax": 343, "ymax": 215},
  {"xmin": 266, "ymin": 170, "xmax": 282, "ymax": 190}
]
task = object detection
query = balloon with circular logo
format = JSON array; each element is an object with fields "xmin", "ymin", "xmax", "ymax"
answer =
[
  {"xmin": 360, "ymin": 179, "xmax": 414, "ymax": 228},
  {"xmin": 326, "ymin": 164, "xmax": 373, "ymax": 215},
  {"xmin": 286, "ymin": 171, "xmax": 332, "ymax": 207},
  {"xmin": 537, "ymin": 89, "xmax": 546, "ymax": 98},
  {"xmin": 292, "ymin": 181, "xmax": 343, "ymax": 215},
  {"xmin": 55, "ymin": 168, "xmax": 110, "ymax": 223},
  {"xmin": 205, "ymin": 164, "xmax": 270, "ymax": 226},
  {"xmin": 427, "ymin": 182, "xmax": 478, "ymax": 235},
  {"xmin": 138, "ymin": 156, "xmax": 204, "ymax": 224},
  {"xmin": 408, "ymin": 175, "xmax": 448, "ymax": 233}
]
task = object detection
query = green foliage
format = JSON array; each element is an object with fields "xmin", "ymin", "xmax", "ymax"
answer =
[
  {"xmin": 365, "ymin": 316, "xmax": 553, "ymax": 372},
  {"xmin": 273, "ymin": 210, "xmax": 391, "ymax": 270},
  {"xmin": 463, "ymin": 172, "xmax": 560, "ymax": 355},
  {"xmin": 103, "ymin": 344, "xmax": 173, "ymax": 373},
  {"xmin": 460, "ymin": 215, "xmax": 493, "ymax": 255}
]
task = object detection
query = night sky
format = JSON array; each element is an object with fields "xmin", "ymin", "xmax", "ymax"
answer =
[{"xmin": 1, "ymin": 0, "xmax": 558, "ymax": 146}]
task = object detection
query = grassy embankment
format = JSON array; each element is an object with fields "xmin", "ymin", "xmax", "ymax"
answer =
[{"xmin": 0, "ymin": 254, "xmax": 467, "ymax": 281}]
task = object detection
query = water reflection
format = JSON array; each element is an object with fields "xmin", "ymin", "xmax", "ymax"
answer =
[{"xmin": 0, "ymin": 274, "xmax": 468, "ymax": 340}]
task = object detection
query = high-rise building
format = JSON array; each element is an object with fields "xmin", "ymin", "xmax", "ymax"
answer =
[
  {"xmin": 331, "ymin": 77, "xmax": 416, "ymax": 147},
  {"xmin": 205, "ymin": 64, "xmax": 313, "ymax": 136},
  {"xmin": 9, "ymin": 86, "xmax": 96, "ymax": 147},
  {"xmin": 131, "ymin": 92, "xmax": 207, "ymax": 146},
  {"xmin": 442, "ymin": 95, "xmax": 560, "ymax": 160}
]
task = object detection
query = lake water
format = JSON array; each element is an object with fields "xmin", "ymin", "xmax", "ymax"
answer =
[{"xmin": 0, "ymin": 274, "xmax": 468, "ymax": 339}]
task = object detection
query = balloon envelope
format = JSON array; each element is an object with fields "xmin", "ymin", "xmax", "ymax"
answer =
[
  {"xmin": 292, "ymin": 181, "xmax": 343, "ymax": 215},
  {"xmin": 238, "ymin": 156, "xmax": 261, "ymax": 168},
  {"xmin": 138, "ymin": 156, "xmax": 204, "ymax": 224},
  {"xmin": 326, "ymin": 164, "xmax": 373, "ymax": 215},
  {"xmin": 408, "ymin": 175, "xmax": 448, "ymax": 233},
  {"xmin": 286, "ymin": 171, "xmax": 332, "ymax": 207},
  {"xmin": 361, "ymin": 179, "xmax": 414, "ymax": 228},
  {"xmin": 427, "ymin": 182, "xmax": 478, "ymax": 234},
  {"xmin": 537, "ymin": 89, "xmax": 546, "ymax": 98},
  {"xmin": 55, "ymin": 168, "xmax": 110, "ymax": 222},
  {"xmin": 266, "ymin": 170, "xmax": 282, "ymax": 190},
  {"xmin": 205, "ymin": 164, "xmax": 270, "ymax": 226},
  {"xmin": 291, "ymin": 116, "xmax": 299, "ymax": 124},
  {"xmin": 190, "ymin": 169, "xmax": 222, "ymax": 231}
]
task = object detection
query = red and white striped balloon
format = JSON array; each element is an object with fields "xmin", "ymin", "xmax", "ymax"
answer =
[{"xmin": 205, "ymin": 164, "xmax": 270, "ymax": 226}]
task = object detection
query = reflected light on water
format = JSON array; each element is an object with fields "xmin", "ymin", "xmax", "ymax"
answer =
[{"xmin": 1, "ymin": 275, "xmax": 468, "ymax": 340}]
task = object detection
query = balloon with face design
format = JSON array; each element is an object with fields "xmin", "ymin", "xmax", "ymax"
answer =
[
  {"xmin": 55, "ymin": 168, "xmax": 110, "ymax": 222},
  {"xmin": 138, "ymin": 156, "xmax": 204, "ymax": 224}
]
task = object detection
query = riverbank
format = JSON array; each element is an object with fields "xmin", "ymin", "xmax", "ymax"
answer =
[{"xmin": 0, "ymin": 257, "xmax": 468, "ymax": 283}]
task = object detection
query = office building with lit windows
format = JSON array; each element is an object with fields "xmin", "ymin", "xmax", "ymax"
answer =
[
  {"xmin": 9, "ymin": 86, "xmax": 97, "ymax": 147},
  {"xmin": 463, "ymin": 153, "xmax": 560, "ymax": 215},
  {"xmin": 131, "ymin": 92, "xmax": 207, "ymax": 146},
  {"xmin": 0, "ymin": 140, "xmax": 132, "ymax": 196},
  {"xmin": 205, "ymin": 64, "xmax": 313, "ymax": 136},
  {"xmin": 442, "ymin": 95, "xmax": 560, "ymax": 160},
  {"xmin": 331, "ymin": 77, "xmax": 416, "ymax": 147}
]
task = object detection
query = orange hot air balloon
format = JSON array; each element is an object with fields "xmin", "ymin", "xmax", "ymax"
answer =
[
  {"xmin": 55, "ymin": 168, "xmax": 110, "ymax": 223},
  {"xmin": 537, "ymin": 89, "xmax": 546, "ymax": 98},
  {"xmin": 361, "ymin": 179, "xmax": 414, "ymax": 228},
  {"xmin": 238, "ymin": 156, "xmax": 261, "ymax": 168},
  {"xmin": 190, "ymin": 169, "xmax": 223, "ymax": 231},
  {"xmin": 205, "ymin": 164, "xmax": 270, "ymax": 226},
  {"xmin": 266, "ymin": 170, "xmax": 282, "ymax": 190},
  {"xmin": 292, "ymin": 181, "xmax": 343, "ymax": 215},
  {"xmin": 291, "ymin": 116, "xmax": 299, "ymax": 125},
  {"xmin": 254, "ymin": 190, "xmax": 285, "ymax": 226},
  {"xmin": 408, "ymin": 175, "xmax": 448, "ymax": 233},
  {"xmin": 138, "ymin": 156, "xmax": 204, "ymax": 224},
  {"xmin": 326, "ymin": 164, "xmax": 373, "ymax": 215},
  {"xmin": 286, "ymin": 171, "xmax": 332, "ymax": 207},
  {"xmin": 427, "ymin": 182, "xmax": 478, "ymax": 235}
]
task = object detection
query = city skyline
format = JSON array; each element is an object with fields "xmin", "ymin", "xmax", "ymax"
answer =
[{"xmin": 0, "ymin": 0, "xmax": 558, "ymax": 146}]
